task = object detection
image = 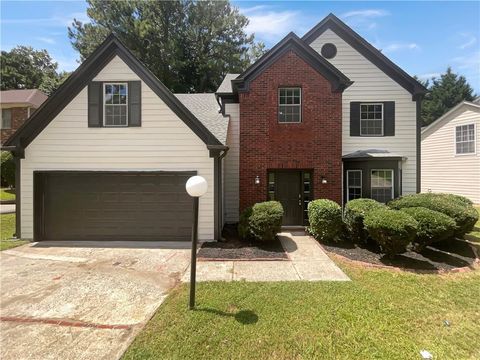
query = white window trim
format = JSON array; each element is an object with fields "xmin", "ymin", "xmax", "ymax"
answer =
[
  {"xmin": 1, "ymin": 108, "xmax": 12, "ymax": 130},
  {"xmin": 346, "ymin": 170, "xmax": 362, "ymax": 201},
  {"xmin": 370, "ymin": 169, "xmax": 394, "ymax": 202},
  {"xmin": 360, "ymin": 102, "xmax": 384, "ymax": 137},
  {"xmin": 278, "ymin": 87, "xmax": 302, "ymax": 123},
  {"xmin": 103, "ymin": 82, "xmax": 128, "ymax": 127},
  {"xmin": 454, "ymin": 123, "xmax": 476, "ymax": 156}
]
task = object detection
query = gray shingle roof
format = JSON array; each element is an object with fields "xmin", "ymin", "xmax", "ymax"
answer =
[
  {"xmin": 216, "ymin": 74, "xmax": 240, "ymax": 94},
  {"xmin": 0, "ymin": 89, "xmax": 47, "ymax": 107},
  {"xmin": 343, "ymin": 149, "xmax": 407, "ymax": 160},
  {"xmin": 175, "ymin": 93, "xmax": 229, "ymax": 144}
]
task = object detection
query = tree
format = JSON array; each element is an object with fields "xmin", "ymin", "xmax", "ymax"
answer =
[
  {"xmin": 0, "ymin": 46, "xmax": 69, "ymax": 95},
  {"xmin": 419, "ymin": 67, "xmax": 476, "ymax": 126},
  {"xmin": 68, "ymin": 0, "xmax": 266, "ymax": 92}
]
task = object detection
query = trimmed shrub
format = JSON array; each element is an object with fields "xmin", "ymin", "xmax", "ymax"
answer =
[
  {"xmin": 389, "ymin": 193, "xmax": 478, "ymax": 237},
  {"xmin": 344, "ymin": 198, "xmax": 386, "ymax": 243},
  {"xmin": 400, "ymin": 207, "xmax": 457, "ymax": 251},
  {"xmin": 308, "ymin": 199, "xmax": 343, "ymax": 242},
  {"xmin": 364, "ymin": 208, "xmax": 418, "ymax": 258},
  {"xmin": 0, "ymin": 151, "xmax": 15, "ymax": 188},
  {"xmin": 238, "ymin": 201, "xmax": 283, "ymax": 242}
]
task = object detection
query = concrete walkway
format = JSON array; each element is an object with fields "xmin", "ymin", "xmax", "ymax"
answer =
[
  {"xmin": 182, "ymin": 231, "xmax": 350, "ymax": 282},
  {"xmin": 0, "ymin": 203, "xmax": 15, "ymax": 214}
]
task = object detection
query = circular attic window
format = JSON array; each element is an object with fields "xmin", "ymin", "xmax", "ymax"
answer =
[{"xmin": 321, "ymin": 43, "xmax": 337, "ymax": 59}]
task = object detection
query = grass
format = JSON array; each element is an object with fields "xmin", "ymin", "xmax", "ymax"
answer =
[
  {"xmin": 0, "ymin": 187, "xmax": 15, "ymax": 201},
  {"xmin": 123, "ymin": 260, "xmax": 480, "ymax": 360},
  {"xmin": 0, "ymin": 214, "xmax": 28, "ymax": 250}
]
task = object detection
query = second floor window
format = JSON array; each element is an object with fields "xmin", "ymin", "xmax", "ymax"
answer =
[
  {"xmin": 104, "ymin": 83, "xmax": 128, "ymax": 126},
  {"xmin": 455, "ymin": 124, "xmax": 475, "ymax": 154},
  {"xmin": 1, "ymin": 109, "xmax": 12, "ymax": 129},
  {"xmin": 278, "ymin": 87, "xmax": 301, "ymax": 123},
  {"xmin": 360, "ymin": 103, "xmax": 383, "ymax": 136}
]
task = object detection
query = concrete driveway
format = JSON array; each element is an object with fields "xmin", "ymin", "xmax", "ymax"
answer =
[{"xmin": 0, "ymin": 241, "xmax": 190, "ymax": 360}]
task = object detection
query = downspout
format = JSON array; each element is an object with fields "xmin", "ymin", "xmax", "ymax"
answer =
[{"xmin": 209, "ymin": 145, "xmax": 229, "ymax": 241}]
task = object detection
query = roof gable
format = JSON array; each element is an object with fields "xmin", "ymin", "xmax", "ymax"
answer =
[
  {"xmin": 421, "ymin": 101, "xmax": 480, "ymax": 140},
  {"xmin": 4, "ymin": 34, "xmax": 223, "ymax": 149},
  {"xmin": 302, "ymin": 14, "xmax": 427, "ymax": 99},
  {"xmin": 232, "ymin": 32, "xmax": 352, "ymax": 93}
]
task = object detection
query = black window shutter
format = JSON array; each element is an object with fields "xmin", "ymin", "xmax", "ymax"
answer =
[
  {"xmin": 128, "ymin": 81, "xmax": 141, "ymax": 127},
  {"xmin": 88, "ymin": 82, "xmax": 103, "ymax": 127},
  {"xmin": 350, "ymin": 102, "xmax": 360, "ymax": 136},
  {"xmin": 383, "ymin": 101, "xmax": 395, "ymax": 136}
]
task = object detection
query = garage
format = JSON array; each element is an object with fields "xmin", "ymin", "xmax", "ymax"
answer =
[{"xmin": 33, "ymin": 171, "xmax": 195, "ymax": 241}]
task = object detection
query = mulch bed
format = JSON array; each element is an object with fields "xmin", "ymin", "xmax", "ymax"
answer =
[
  {"xmin": 321, "ymin": 238, "xmax": 478, "ymax": 272},
  {"xmin": 198, "ymin": 224, "xmax": 288, "ymax": 261}
]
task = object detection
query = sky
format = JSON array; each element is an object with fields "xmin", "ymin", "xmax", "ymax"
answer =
[{"xmin": 1, "ymin": 1, "xmax": 479, "ymax": 92}]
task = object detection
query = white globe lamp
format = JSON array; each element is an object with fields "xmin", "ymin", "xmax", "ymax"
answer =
[
  {"xmin": 186, "ymin": 176, "xmax": 208, "ymax": 197},
  {"xmin": 185, "ymin": 175, "xmax": 208, "ymax": 310}
]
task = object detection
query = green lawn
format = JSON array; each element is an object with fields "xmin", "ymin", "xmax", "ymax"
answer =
[
  {"xmin": 0, "ymin": 187, "xmax": 15, "ymax": 201},
  {"xmin": 0, "ymin": 214, "xmax": 28, "ymax": 250},
  {"xmin": 123, "ymin": 260, "xmax": 480, "ymax": 360}
]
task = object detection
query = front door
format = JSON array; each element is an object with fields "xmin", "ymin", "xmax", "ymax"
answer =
[{"xmin": 275, "ymin": 171, "xmax": 303, "ymax": 226}]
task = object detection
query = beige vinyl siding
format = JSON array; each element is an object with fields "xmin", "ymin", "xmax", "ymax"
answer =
[
  {"xmin": 310, "ymin": 29, "xmax": 418, "ymax": 195},
  {"xmin": 20, "ymin": 55, "xmax": 215, "ymax": 240},
  {"xmin": 223, "ymin": 103, "xmax": 240, "ymax": 222},
  {"xmin": 422, "ymin": 107, "xmax": 480, "ymax": 203}
]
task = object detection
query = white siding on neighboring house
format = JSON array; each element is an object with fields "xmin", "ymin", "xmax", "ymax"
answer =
[
  {"xmin": 310, "ymin": 29, "xmax": 418, "ymax": 194},
  {"xmin": 422, "ymin": 106, "xmax": 480, "ymax": 203},
  {"xmin": 20, "ymin": 55, "xmax": 215, "ymax": 240},
  {"xmin": 223, "ymin": 103, "xmax": 240, "ymax": 222}
]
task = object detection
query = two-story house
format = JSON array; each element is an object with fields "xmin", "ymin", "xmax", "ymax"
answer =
[
  {"xmin": 0, "ymin": 89, "xmax": 47, "ymax": 144},
  {"xmin": 3, "ymin": 14, "xmax": 426, "ymax": 242}
]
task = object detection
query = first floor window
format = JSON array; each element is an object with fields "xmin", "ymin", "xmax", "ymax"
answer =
[
  {"xmin": 1, "ymin": 109, "xmax": 12, "ymax": 129},
  {"xmin": 347, "ymin": 170, "xmax": 362, "ymax": 201},
  {"xmin": 371, "ymin": 169, "xmax": 393, "ymax": 203},
  {"xmin": 278, "ymin": 87, "xmax": 301, "ymax": 123},
  {"xmin": 455, "ymin": 124, "xmax": 475, "ymax": 154},
  {"xmin": 360, "ymin": 103, "xmax": 383, "ymax": 136},
  {"xmin": 104, "ymin": 83, "xmax": 128, "ymax": 126}
]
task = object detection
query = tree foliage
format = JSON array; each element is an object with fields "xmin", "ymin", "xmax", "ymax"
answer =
[
  {"xmin": 68, "ymin": 0, "xmax": 266, "ymax": 92},
  {"xmin": 418, "ymin": 67, "xmax": 476, "ymax": 126},
  {"xmin": 0, "ymin": 46, "xmax": 69, "ymax": 95}
]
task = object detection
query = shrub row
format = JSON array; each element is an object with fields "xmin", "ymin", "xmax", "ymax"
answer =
[
  {"xmin": 307, "ymin": 193, "xmax": 477, "ymax": 258},
  {"xmin": 389, "ymin": 193, "xmax": 478, "ymax": 236}
]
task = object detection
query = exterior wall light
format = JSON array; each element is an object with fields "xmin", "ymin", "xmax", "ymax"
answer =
[
  {"xmin": 255, "ymin": 175, "xmax": 260, "ymax": 185},
  {"xmin": 321, "ymin": 177, "xmax": 328, "ymax": 184},
  {"xmin": 185, "ymin": 175, "xmax": 208, "ymax": 310}
]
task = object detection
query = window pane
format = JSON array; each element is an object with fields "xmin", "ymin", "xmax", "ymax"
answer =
[
  {"xmin": 1, "ymin": 109, "xmax": 12, "ymax": 129},
  {"xmin": 371, "ymin": 170, "xmax": 393, "ymax": 203},
  {"xmin": 455, "ymin": 124, "xmax": 475, "ymax": 154}
]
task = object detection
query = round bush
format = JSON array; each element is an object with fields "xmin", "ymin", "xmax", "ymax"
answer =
[
  {"xmin": 0, "ymin": 151, "xmax": 15, "ymax": 188},
  {"xmin": 364, "ymin": 209, "xmax": 418, "ymax": 258},
  {"xmin": 400, "ymin": 207, "xmax": 456, "ymax": 251},
  {"xmin": 344, "ymin": 198, "xmax": 386, "ymax": 244},
  {"xmin": 389, "ymin": 193, "xmax": 478, "ymax": 237},
  {"xmin": 308, "ymin": 199, "xmax": 343, "ymax": 242},
  {"xmin": 238, "ymin": 201, "xmax": 283, "ymax": 242}
]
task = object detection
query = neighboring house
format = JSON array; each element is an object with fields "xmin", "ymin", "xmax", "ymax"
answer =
[
  {"xmin": 421, "ymin": 98, "xmax": 480, "ymax": 204},
  {"xmin": 0, "ymin": 89, "xmax": 47, "ymax": 144},
  {"xmin": 2, "ymin": 13, "xmax": 426, "ymax": 242}
]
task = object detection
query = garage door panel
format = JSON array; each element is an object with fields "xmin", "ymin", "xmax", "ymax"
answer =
[{"xmin": 36, "ymin": 172, "xmax": 195, "ymax": 241}]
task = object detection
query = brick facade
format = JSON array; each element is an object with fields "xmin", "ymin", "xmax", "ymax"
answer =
[
  {"xmin": 1, "ymin": 107, "xmax": 29, "ymax": 144},
  {"xmin": 239, "ymin": 50, "xmax": 343, "ymax": 212}
]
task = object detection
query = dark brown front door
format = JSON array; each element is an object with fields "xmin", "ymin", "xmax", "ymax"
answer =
[
  {"xmin": 34, "ymin": 171, "xmax": 194, "ymax": 241},
  {"xmin": 275, "ymin": 171, "xmax": 302, "ymax": 226}
]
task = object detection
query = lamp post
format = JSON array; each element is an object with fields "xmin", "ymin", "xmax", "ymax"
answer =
[{"xmin": 185, "ymin": 175, "xmax": 208, "ymax": 310}]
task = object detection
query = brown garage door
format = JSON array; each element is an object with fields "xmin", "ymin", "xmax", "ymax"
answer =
[{"xmin": 34, "ymin": 171, "xmax": 194, "ymax": 241}]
